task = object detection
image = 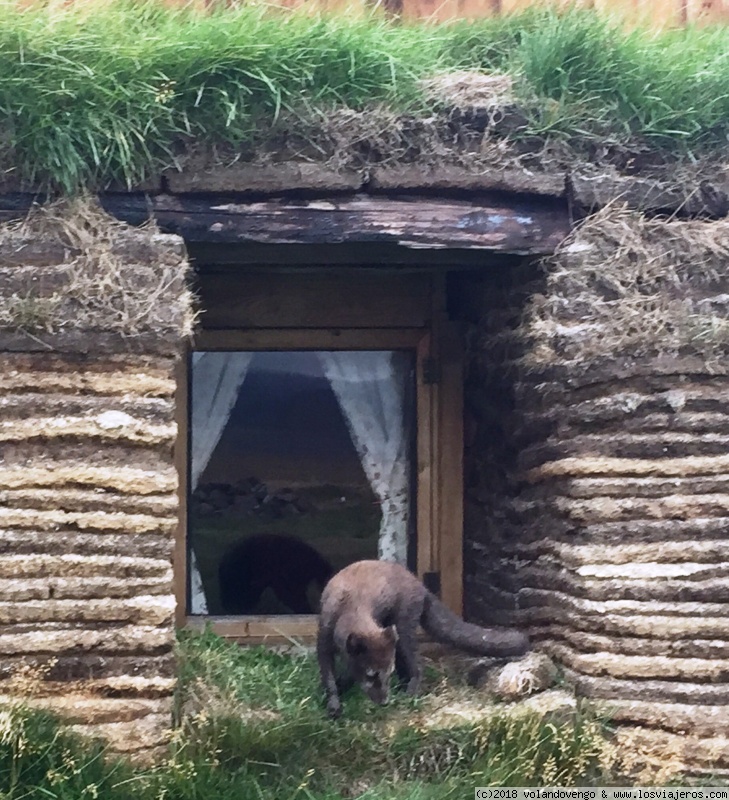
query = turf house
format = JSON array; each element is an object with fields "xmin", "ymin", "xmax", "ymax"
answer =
[{"xmin": 1, "ymin": 1, "xmax": 729, "ymax": 781}]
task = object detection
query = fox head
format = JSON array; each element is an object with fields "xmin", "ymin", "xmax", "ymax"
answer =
[{"xmin": 345, "ymin": 626, "xmax": 398, "ymax": 705}]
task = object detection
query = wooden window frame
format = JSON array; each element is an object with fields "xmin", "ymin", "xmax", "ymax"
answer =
[{"xmin": 175, "ymin": 325, "xmax": 463, "ymax": 643}]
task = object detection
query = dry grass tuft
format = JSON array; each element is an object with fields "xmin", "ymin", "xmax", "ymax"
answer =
[
  {"xmin": 266, "ymin": 102, "xmax": 516, "ymax": 171},
  {"xmin": 612, "ymin": 727, "xmax": 688, "ymax": 785},
  {"xmin": 179, "ymin": 676, "xmax": 281, "ymax": 729},
  {"xmin": 4, "ymin": 661, "xmax": 58, "ymax": 699},
  {"xmin": 520, "ymin": 206, "xmax": 729, "ymax": 368},
  {"xmin": 488, "ymin": 653, "xmax": 558, "ymax": 700},
  {"xmin": 0, "ymin": 199, "xmax": 196, "ymax": 340},
  {"xmin": 233, "ymin": 75, "xmax": 536, "ymax": 176},
  {"xmin": 421, "ymin": 71, "xmax": 516, "ymax": 109}
]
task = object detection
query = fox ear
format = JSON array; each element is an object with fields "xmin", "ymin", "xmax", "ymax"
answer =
[
  {"xmin": 383, "ymin": 625, "xmax": 398, "ymax": 644},
  {"xmin": 346, "ymin": 633, "xmax": 367, "ymax": 656}
]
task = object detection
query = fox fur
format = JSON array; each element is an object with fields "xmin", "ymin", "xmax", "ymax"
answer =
[
  {"xmin": 317, "ymin": 560, "xmax": 529, "ymax": 718},
  {"xmin": 218, "ymin": 533, "xmax": 334, "ymax": 615}
]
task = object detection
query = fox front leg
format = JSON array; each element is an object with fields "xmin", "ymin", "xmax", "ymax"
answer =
[
  {"xmin": 317, "ymin": 628, "xmax": 342, "ymax": 719},
  {"xmin": 336, "ymin": 671, "xmax": 355, "ymax": 694}
]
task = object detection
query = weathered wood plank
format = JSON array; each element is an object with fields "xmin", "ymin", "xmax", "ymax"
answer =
[
  {"xmin": 198, "ymin": 270, "xmax": 432, "ymax": 329},
  {"xmin": 185, "ymin": 615, "xmax": 319, "ymax": 642},
  {"xmin": 195, "ymin": 328, "xmax": 425, "ymax": 350},
  {"xmin": 437, "ymin": 320, "xmax": 464, "ymax": 616},
  {"xmin": 187, "ymin": 242, "xmax": 525, "ymax": 268},
  {"xmin": 415, "ymin": 331, "xmax": 435, "ymax": 581},
  {"xmin": 99, "ymin": 194, "xmax": 569, "ymax": 253},
  {"xmin": 174, "ymin": 353, "xmax": 188, "ymax": 627},
  {"xmin": 0, "ymin": 193, "xmax": 569, "ymax": 253}
]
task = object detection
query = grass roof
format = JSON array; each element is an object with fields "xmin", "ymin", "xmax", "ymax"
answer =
[{"xmin": 2, "ymin": 1, "xmax": 729, "ymax": 192}]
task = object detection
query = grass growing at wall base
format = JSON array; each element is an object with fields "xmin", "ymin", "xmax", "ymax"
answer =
[
  {"xmin": 0, "ymin": 630, "xmax": 613, "ymax": 799},
  {"xmin": 2, "ymin": 1, "xmax": 729, "ymax": 192}
]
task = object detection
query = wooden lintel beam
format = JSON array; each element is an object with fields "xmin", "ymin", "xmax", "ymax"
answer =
[
  {"xmin": 0, "ymin": 193, "xmax": 570, "ymax": 254},
  {"xmin": 100, "ymin": 194, "xmax": 569, "ymax": 254}
]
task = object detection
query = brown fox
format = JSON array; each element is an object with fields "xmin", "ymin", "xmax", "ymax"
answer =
[
  {"xmin": 317, "ymin": 560, "xmax": 529, "ymax": 718},
  {"xmin": 218, "ymin": 533, "xmax": 334, "ymax": 615}
]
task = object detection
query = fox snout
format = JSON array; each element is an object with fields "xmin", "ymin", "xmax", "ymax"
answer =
[{"xmin": 361, "ymin": 674, "xmax": 390, "ymax": 706}]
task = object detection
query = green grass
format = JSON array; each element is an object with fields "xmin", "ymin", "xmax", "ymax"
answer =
[
  {"xmin": 444, "ymin": 10, "xmax": 729, "ymax": 146},
  {"xmin": 0, "ymin": 0, "xmax": 442, "ymax": 191},
  {"xmin": 174, "ymin": 630, "xmax": 614, "ymax": 790},
  {"xmin": 0, "ymin": 704, "xmax": 141, "ymax": 800},
  {"xmin": 1, "ymin": 2, "xmax": 729, "ymax": 191},
  {"xmin": 0, "ymin": 630, "xmax": 615, "ymax": 800}
]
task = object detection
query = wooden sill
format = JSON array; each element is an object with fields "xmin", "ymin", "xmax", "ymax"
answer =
[{"xmin": 185, "ymin": 614, "xmax": 318, "ymax": 645}]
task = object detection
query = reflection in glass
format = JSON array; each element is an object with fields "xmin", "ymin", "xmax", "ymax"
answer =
[{"xmin": 188, "ymin": 350, "xmax": 414, "ymax": 615}]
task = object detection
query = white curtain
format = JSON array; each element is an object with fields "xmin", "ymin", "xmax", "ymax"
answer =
[
  {"xmin": 317, "ymin": 351, "xmax": 411, "ymax": 564},
  {"xmin": 189, "ymin": 351, "xmax": 253, "ymax": 613}
]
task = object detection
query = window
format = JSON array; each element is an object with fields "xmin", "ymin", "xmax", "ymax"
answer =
[
  {"xmin": 175, "ymin": 267, "xmax": 464, "ymax": 641},
  {"xmin": 187, "ymin": 349, "xmax": 416, "ymax": 617}
]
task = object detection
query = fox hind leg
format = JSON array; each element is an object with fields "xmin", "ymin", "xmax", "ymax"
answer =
[
  {"xmin": 394, "ymin": 616, "xmax": 422, "ymax": 696},
  {"xmin": 336, "ymin": 668, "xmax": 355, "ymax": 695}
]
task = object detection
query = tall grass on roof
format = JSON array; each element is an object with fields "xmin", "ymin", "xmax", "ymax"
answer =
[
  {"xmin": 1, "ymin": 1, "xmax": 729, "ymax": 192},
  {"xmin": 0, "ymin": 0, "xmax": 442, "ymax": 192},
  {"xmin": 442, "ymin": 8, "xmax": 729, "ymax": 147}
]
